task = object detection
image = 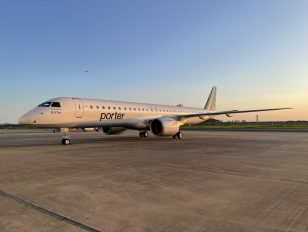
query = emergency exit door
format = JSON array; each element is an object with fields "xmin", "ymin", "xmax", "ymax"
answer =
[{"xmin": 72, "ymin": 98, "xmax": 84, "ymax": 118}]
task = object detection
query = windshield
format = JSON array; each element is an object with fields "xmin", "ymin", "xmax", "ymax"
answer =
[
  {"xmin": 38, "ymin": 102, "xmax": 52, "ymax": 107},
  {"xmin": 51, "ymin": 102, "xmax": 61, "ymax": 108}
]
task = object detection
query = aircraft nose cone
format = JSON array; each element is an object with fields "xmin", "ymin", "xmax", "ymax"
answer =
[
  {"xmin": 19, "ymin": 113, "xmax": 35, "ymax": 125},
  {"xmin": 18, "ymin": 115, "xmax": 29, "ymax": 124}
]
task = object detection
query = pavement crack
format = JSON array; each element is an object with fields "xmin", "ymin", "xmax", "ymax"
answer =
[{"xmin": 0, "ymin": 190, "xmax": 102, "ymax": 232}]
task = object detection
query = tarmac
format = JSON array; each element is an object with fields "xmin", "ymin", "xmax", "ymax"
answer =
[{"xmin": 0, "ymin": 130, "xmax": 308, "ymax": 232}]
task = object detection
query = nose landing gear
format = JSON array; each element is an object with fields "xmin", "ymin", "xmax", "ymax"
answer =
[
  {"xmin": 62, "ymin": 138, "xmax": 71, "ymax": 145},
  {"xmin": 61, "ymin": 128, "xmax": 71, "ymax": 145}
]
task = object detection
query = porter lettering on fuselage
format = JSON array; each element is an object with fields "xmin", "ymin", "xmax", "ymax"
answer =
[{"xmin": 100, "ymin": 112, "xmax": 125, "ymax": 121}]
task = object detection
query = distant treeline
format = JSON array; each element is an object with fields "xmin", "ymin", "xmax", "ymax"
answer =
[
  {"xmin": 1, "ymin": 120, "xmax": 308, "ymax": 130},
  {"xmin": 0, "ymin": 124, "xmax": 38, "ymax": 129},
  {"xmin": 183, "ymin": 119, "xmax": 308, "ymax": 129}
]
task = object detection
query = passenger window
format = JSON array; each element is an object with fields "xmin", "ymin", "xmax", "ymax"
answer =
[
  {"xmin": 51, "ymin": 102, "xmax": 61, "ymax": 108},
  {"xmin": 90, "ymin": 105, "xmax": 93, "ymax": 109},
  {"xmin": 129, "ymin": 108, "xmax": 132, "ymax": 111},
  {"xmin": 134, "ymin": 108, "xmax": 136, "ymax": 111},
  {"xmin": 113, "ymin": 107, "xmax": 116, "ymax": 110},
  {"xmin": 124, "ymin": 107, "xmax": 127, "ymax": 110},
  {"xmin": 102, "ymin": 106, "xmax": 105, "ymax": 109},
  {"xmin": 119, "ymin": 107, "xmax": 121, "ymax": 110},
  {"xmin": 96, "ymin": 106, "xmax": 99, "ymax": 109}
]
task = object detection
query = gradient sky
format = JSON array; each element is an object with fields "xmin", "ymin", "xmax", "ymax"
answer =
[{"xmin": 0, "ymin": 0, "xmax": 307, "ymax": 123}]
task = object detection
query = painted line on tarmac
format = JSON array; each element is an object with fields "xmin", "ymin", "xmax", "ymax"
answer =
[{"xmin": 0, "ymin": 190, "xmax": 102, "ymax": 232}]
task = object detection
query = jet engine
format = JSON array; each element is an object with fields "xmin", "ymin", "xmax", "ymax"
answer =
[
  {"xmin": 102, "ymin": 127, "xmax": 127, "ymax": 135},
  {"xmin": 150, "ymin": 117, "xmax": 181, "ymax": 136}
]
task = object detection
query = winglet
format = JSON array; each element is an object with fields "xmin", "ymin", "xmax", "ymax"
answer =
[{"xmin": 204, "ymin": 86, "xmax": 217, "ymax": 111}]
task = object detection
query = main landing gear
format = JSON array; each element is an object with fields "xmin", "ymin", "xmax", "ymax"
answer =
[
  {"xmin": 173, "ymin": 132, "xmax": 183, "ymax": 139},
  {"xmin": 61, "ymin": 128, "xmax": 71, "ymax": 145},
  {"xmin": 139, "ymin": 131, "xmax": 149, "ymax": 138}
]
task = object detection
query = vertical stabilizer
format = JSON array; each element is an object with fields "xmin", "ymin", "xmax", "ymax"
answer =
[{"xmin": 204, "ymin": 86, "xmax": 217, "ymax": 111}]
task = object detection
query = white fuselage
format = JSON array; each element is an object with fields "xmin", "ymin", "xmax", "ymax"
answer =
[
  {"xmin": 19, "ymin": 97, "xmax": 210, "ymax": 129},
  {"xmin": 18, "ymin": 87, "xmax": 290, "ymax": 144}
]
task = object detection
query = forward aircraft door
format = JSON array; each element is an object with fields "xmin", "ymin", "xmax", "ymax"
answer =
[{"xmin": 72, "ymin": 98, "xmax": 84, "ymax": 118}]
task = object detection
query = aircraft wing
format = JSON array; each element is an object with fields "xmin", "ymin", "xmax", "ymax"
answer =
[{"xmin": 182, "ymin": 107, "xmax": 292, "ymax": 118}]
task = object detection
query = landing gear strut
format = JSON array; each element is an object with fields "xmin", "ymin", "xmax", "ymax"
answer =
[
  {"xmin": 61, "ymin": 128, "xmax": 71, "ymax": 145},
  {"xmin": 173, "ymin": 132, "xmax": 183, "ymax": 139},
  {"xmin": 139, "ymin": 131, "xmax": 149, "ymax": 138}
]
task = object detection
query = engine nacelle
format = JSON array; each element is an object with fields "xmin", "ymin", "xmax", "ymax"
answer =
[
  {"xmin": 102, "ymin": 127, "xmax": 127, "ymax": 135},
  {"xmin": 150, "ymin": 117, "xmax": 181, "ymax": 136}
]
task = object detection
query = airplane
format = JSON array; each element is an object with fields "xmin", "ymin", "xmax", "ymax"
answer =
[{"xmin": 19, "ymin": 87, "xmax": 291, "ymax": 145}]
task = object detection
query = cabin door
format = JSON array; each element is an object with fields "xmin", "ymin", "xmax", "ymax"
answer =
[{"xmin": 72, "ymin": 98, "xmax": 84, "ymax": 118}]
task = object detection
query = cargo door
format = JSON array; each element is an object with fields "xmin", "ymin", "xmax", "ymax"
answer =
[{"xmin": 73, "ymin": 98, "xmax": 84, "ymax": 118}]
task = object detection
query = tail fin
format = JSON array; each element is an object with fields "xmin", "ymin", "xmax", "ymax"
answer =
[{"xmin": 204, "ymin": 86, "xmax": 217, "ymax": 111}]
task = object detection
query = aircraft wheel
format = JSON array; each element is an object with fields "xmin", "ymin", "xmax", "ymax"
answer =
[
  {"xmin": 62, "ymin": 138, "xmax": 71, "ymax": 145},
  {"xmin": 177, "ymin": 132, "xmax": 183, "ymax": 139},
  {"xmin": 173, "ymin": 132, "xmax": 183, "ymax": 139},
  {"xmin": 139, "ymin": 131, "xmax": 149, "ymax": 138}
]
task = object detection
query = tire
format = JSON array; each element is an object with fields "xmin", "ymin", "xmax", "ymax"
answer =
[
  {"xmin": 177, "ymin": 132, "xmax": 183, "ymax": 139},
  {"xmin": 62, "ymin": 138, "xmax": 71, "ymax": 145}
]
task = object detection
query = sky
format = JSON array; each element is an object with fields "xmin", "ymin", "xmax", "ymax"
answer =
[{"xmin": 0, "ymin": 0, "xmax": 307, "ymax": 123}]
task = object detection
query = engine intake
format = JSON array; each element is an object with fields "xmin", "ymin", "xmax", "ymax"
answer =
[
  {"xmin": 102, "ymin": 127, "xmax": 127, "ymax": 135},
  {"xmin": 150, "ymin": 117, "xmax": 180, "ymax": 136}
]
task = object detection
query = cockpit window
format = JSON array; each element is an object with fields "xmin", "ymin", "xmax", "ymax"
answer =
[
  {"xmin": 51, "ymin": 102, "xmax": 61, "ymax": 108},
  {"xmin": 38, "ymin": 102, "xmax": 52, "ymax": 107}
]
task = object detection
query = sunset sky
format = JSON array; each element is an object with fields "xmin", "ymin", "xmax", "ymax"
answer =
[{"xmin": 0, "ymin": 0, "xmax": 307, "ymax": 123}]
